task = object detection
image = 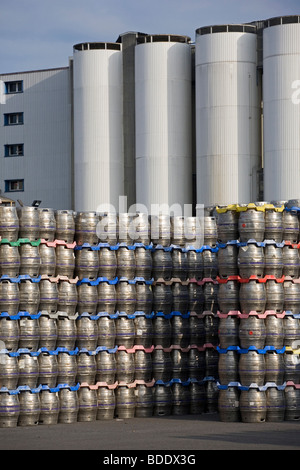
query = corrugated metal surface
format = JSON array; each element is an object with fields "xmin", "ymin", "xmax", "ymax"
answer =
[
  {"xmin": 73, "ymin": 45, "xmax": 124, "ymax": 213},
  {"xmin": 263, "ymin": 22, "xmax": 300, "ymax": 201},
  {"xmin": 0, "ymin": 68, "xmax": 72, "ymax": 209},
  {"xmin": 135, "ymin": 38, "xmax": 193, "ymax": 214},
  {"xmin": 195, "ymin": 29, "xmax": 261, "ymax": 207}
]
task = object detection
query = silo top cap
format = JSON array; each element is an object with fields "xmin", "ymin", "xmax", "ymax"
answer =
[
  {"xmin": 264, "ymin": 15, "xmax": 300, "ymax": 28},
  {"xmin": 73, "ymin": 42, "xmax": 122, "ymax": 51},
  {"xmin": 136, "ymin": 34, "xmax": 191, "ymax": 44},
  {"xmin": 196, "ymin": 24, "xmax": 256, "ymax": 35}
]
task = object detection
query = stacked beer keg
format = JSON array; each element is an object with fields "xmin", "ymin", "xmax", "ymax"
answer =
[
  {"xmin": 0, "ymin": 207, "xmax": 212, "ymax": 426},
  {"xmin": 0, "ymin": 202, "xmax": 299, "ymax": 427},
  {"xmin": 217, "ymin": 202, "xmax": 300, "ymax": 423}
]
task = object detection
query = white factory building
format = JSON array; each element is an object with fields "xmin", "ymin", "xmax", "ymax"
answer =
[{"xmin": 1, "ymin": 15, "xmax": 300, "ymax": 213}]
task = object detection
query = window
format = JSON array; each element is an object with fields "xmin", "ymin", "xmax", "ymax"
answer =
[
  {"xmin": 4, "ymin": 112, "xmax": 23, "ymax": 125},
  {"xmin": 4, "ymin": 144, "xmax": 24, "ymax": 157},
  {"xmin": 5, "ymin": 179, "xmax": 24, "ymax": 192},
  {"xmin": 5, "ymin": 81, "xmax": 23, "ymax": 94}
]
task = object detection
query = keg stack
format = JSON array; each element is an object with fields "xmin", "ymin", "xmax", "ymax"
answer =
[
  {"xmin": 0, "ymin": 203, "xmax": 299, "ymax": 427},
  {"xmin": 150, "ymin": 213, "xmax": 220, "ymax": 417},
  {"xmin": 0, "ymin": 207, "xmax": 213, "ymax": 426},
  {"xmin": 216, "ymin": 202, "xmax": 300, "ymax": 423}
]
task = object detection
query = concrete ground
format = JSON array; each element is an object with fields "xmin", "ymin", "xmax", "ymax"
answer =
[{"xmin": 0, "ymin": 412, "xmax": 299, "ymax": 453}]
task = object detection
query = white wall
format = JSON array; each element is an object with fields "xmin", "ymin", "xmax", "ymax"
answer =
[{"xmin": 0, "ymin": 68, "xmax": 72, "ymax": 210}]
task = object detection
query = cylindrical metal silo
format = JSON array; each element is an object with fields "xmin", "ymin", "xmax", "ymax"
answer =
[
  {"xmin": 73, "ymin": 42, "xmax": 124, "ymax": 212},
  {"xmin": 135, "ymin": 34, "xmax": 193, "ymax": 213},
  {"xmin": 195, "ymin": 24, "xmax": 261, "ymax": 206},
  {"xmin": 263, "ymin": 16, "xmax": 300, "ymax": 201}
]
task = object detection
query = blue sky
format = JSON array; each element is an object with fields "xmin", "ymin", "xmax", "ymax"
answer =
[{"xmin": 0, "ymin": 0, "xmax": 299, "ymax": 73}]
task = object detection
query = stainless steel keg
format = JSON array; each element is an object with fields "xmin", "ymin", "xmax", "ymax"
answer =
[
  {"xmin": 57, "ymin": 280, "xmax": 78, "ymax": 316},
  {"xmin": 19, "ymin": 279, "xmax": 40, "ymax": 315},
  {"xmin": 116, "ymin": 350, "xmax": 135, "ymax": 383},
  {"xmin": 135, "ymin": 281, "xmax": 153, "ymax": 314},
  {"xmin": 0, "ymin": 391, "xmax": 20, "ymax": 427},
  {"xmin": 76, "ymin": 315, "xmax": 98, "ymax": 350},
  {"xmin": 75, "ymin": 211, "xmax": 99, "ymax": 246},
  {"xmin": 0, "ymin": 280, "xmax": 19, "ymax": 316},
  {"xmin": 218, "ymin": 350, "xmax": 239, "ymax": 385},
  {"xmin": 115, "ymin": 386, "xmax": 136, "ymax": 419},
  {"xmin": 57, "ymin": 351, "xmax": 77, "ymax": 386},
  {"xmin": 0, "ymin": 244, "xmax": 20, "ymax": 277},
  {"xmin": 0, "ymin": 317, "xmax": 19, "ymax": 351},
  {"xmin": 58, "ymin": 387, "xmax": 79, "ymax": 424},
  {"xmin": 135, "ymin": 384, "xmax": 154, "ymax": 418},
  {"xmin": 17, "ymin": 352, "xmax": 39, "ymax": 388},
  {"xmin": 97, "ymin": 282, "xmax": 116, "ymax": 315},
  {"xmin": 55, "ymin": 210, "xmax": 75, "ymax": 243},
  {"xmin": 18, "ymin": 316, "xmax": 40, "ymax": 350},
  {"xmin": 19, "ymin": 243, "xmax": 41, "ymax": 277},
  {"xmin": 76, "ymin": 351, "xmax": 96, "ymax": 385},
  {"xmin": 152, "ymin": 283, "xmax": 172, "ymax": 315},
  {"xmin": 239, "ymin": 280, "xmax": 266, "ymax": 315},
  {"xmin": 98, "ymin": 247, "xmax": 117, "ymax": 279},
  {"xmin": 217, "ymin": 280, "xmax": 240, "ymax": 314},
  {"xmin": 96, "ymin": 386, "xmax": 115, "ymax": 420},
  {"xmin": 39, "ymin": 389, "xmax": 60, "ymax": 425},
  {"xmin": 39, "ymin": 244, "xmax": 56, "ymax": 276},
  {"xmin": 115, "ymin": 315, "xmax": 135, "ymax": 348},
  {"xmin": 238, "ymin": 351, "xmax": 266, "ymax": 386},
  {"xmin": 77, "ymin": 386, "xmax": 97, "ymax": 422},
  {"xmin": 17, "ymin": 206, "xmax": 40, "ymax": 240},
  {"xmin": 266, "ymin": 387, "xmax": 285, "ymax": 422},
  {"xmin": 95, "ymin": 350, "xmax": 116, "ymax": 384},
  {"xmin": 238, "ymin": 243, "xmax": 265, "ymax": 278},
  {"xmin": 39, "ymin": 208, "xmax": 56, "ymax": 242},
  {"xmin": 38, "ymin": 351, "xmax": 58, "ymax": 387},
  {"xmin": 0, "ymin": 206, "xmax": 19, "ymax": 242},
  {"xmin": 0, "ymin": 353, "xmax": 19, "ymax": 389},
  {"xmin": 152, "ymin": 248, "xmax": 172, "ymax": 281},
  {"xmin": 115, "ymin": 281, "xmax": 136, "ymax": 316},
  {"xmin": 239, "ymin": 316, "xmax": 266, "ymax": 349},
  {"xmin": 55, "ymin": 245, "xmax": 75, "ymax": 278},
  {"xmin": 39, "ymin": 279, "xmax": 59, "ymax": 314},
  {"xmin": 18, "ymin": 389, "xmax": 40, "ymax": 426},
  {"xmin": 38, "ymin": 314, "xmax": 57, "ymax": 351},
  {"xmin": 238, "ymin": 208, "xmax": 265, "ymax": 243},
  {"xmin": 217, "ymin": 244, "xmax": 238, "ymax": 278},
  {"xmin": 218, "ymin": 387, "xmax": 240, "ymax": 422},
  {"xmin": 97, "ymin": 315, "xmax": 116, "ymax": 349},
  {"xmin": 77, "ymin": 283, "xmax": 98, "ymax": 315},
  {"xmin": 240, "ymin": 389, "xmax": 267, "ymax": 423},
  {"xmin": 75, "ymin": 247, "xmax": 99, "ymax": 280},
  {"xmin": 264, "ymin": 243, "xmax": 283, "ymax": 278}
]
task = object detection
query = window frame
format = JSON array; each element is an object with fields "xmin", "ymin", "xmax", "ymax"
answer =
[
  {"xmin": 4, "ymin": 112, "xmax": 24, "ymax": 126},
  {"xmin": 5, "ymin": 81, "xmax": 23, "ymax": 94},
  {"xmin": 5, "ymin": 179, "xmax": 24, "ymax": 192},
  {"xmin": 4, "ymin": 144, "xmax": 24, "ymax": 157}
]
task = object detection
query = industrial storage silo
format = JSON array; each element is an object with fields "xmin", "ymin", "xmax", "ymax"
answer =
[
  {"xmin": 263, "ymin": 16, "xmax": 300, "ymax": 201},
  {"xmin": 135, "ymin": 35, "xmax": 193, "ymax": 215},
  {"xmin": 73, "ymin": 42, "xmax": 124, "ymax": 212},
  {"xmin": 195, "ymin": 25, "xmax": 261, "ymax": 207}
]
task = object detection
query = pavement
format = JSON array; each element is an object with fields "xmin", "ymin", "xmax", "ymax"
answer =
[{"xmin": 1, "ymin": 412, "xmax": 299, "ymax": 454}]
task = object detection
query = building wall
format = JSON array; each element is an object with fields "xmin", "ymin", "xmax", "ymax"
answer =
[{"xmin": 0, "ymin": 67, "xmax": 72, "ymax": 210}]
